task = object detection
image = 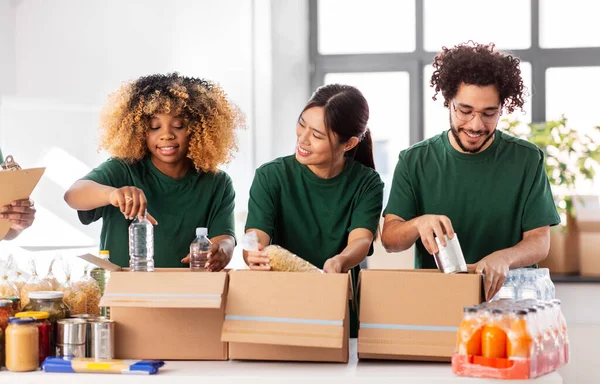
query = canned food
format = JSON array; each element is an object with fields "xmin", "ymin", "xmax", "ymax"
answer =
[
  {"xmin": 56, "ymin": 343, "xmax": 86, "ymax": 359},
  {"xmin": 89, "ymin": 319, "xmax": 115, "ymax": 359},
  {"xmin": 434, "ymin": 234, "xmax": 468, "ymax": 274},
  {"xmin": 57, "ymin": 318, "xmax": 87, "ymax": 345}
]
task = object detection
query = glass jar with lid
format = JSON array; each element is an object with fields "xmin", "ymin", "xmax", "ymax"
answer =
[
  {"xmin": 0, "ymin": 299, "xmax": 14, "ymax": 331},
  {"xmin": 22, "ymin": 291, "xmax": 70, "ymax": 324},
  {"xmin": 16, "ymin": 311, "xmax": 52, "ymax": 365},
  {"xmin": 6, "ymin": 317, "xmax": 39, "ymax": 372}
]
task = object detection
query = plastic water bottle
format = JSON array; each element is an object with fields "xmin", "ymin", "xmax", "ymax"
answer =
[
  {"xmin": 518, "ymin": 269, "xmax": 541, "ymax": 300},
  {"xmin": 128, "ymin": 216, "xmax": 154, "ymax": 272},
  {"xmin": 190, "ymin": 227, "xmax": 211, "ymax": 271},
  {"xmin": 494, "ymin": 273, "xmax": 517, "ymax": 300}
]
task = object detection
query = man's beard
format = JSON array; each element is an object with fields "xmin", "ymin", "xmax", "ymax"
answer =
[{"xmin": 449, "ymin": 120, "xmax": 496, "ymax": 154}]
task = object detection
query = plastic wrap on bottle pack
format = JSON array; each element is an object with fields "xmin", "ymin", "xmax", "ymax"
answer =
[{"xmin": 452, "ymin": 299, "xmax": 569, "ymax": 380}]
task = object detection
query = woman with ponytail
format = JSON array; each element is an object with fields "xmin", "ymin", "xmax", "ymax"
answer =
[{"xmin": 243, "ymin": 84, "xmax": 383, "ymax": 337}]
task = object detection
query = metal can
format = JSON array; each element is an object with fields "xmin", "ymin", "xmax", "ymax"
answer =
[
  {"xmin": 89, "ymin": 319, "xmax": 115, "ymax": 359},
  {"xmin": 56, "ymin": 343, "xmax": 86, "ymax": 359},
  {"xmin": 433, "ymin": 233, "xmax": 468, "ymax": 274},
  {"xmin": 57, "ymin": 318, "xmax": 87, "ymax": 345}
]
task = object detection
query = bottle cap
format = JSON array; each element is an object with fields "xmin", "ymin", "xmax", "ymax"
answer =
[{"xmin": 196, "ymin": 227, "xmax": 208, "ymax": 236}]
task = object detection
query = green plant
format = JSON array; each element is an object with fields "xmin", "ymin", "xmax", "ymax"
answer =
[{"xmin": 503, "ymin": 115, "xmax": 600, "ymax": 219}]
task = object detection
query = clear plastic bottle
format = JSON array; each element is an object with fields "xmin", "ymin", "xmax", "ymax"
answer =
[
  {"xmin": 494, "ymin": 273, "xmax": 517, "ymax": 300},
  {"xmin": 518, "ymin": 269, "xmax": 541, "ymax": 300},
  {"xmin": 190, "ymin": 228, "xmax": 211, "ymax": 271},
  {"xmin": 128, "ymin": 216, "xmax": 154, "ymax": 272}
]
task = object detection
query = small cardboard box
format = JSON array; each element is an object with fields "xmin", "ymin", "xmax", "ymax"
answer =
[
  {"xmin": 358, "ymin": 269, "xmax": 483, "ymax": 362},
  {"xmin": 221, "ymin": 270, "xmax": 351, "ymax": 363},
  {"xmin": 540, "ymin": 216, "xmax": 579, "ymax": 275},
  {"xmin": 574, "ymin": 195, "xmax": 600, "ymax": 276},
  {"xmin": 83, "ymin": 255, "xmax": 229, "ymax": 360}
]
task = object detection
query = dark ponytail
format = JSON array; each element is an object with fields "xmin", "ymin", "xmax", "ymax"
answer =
[
  {"xmin": 301, "ymin": 83, "xmax": 375, "ymax": 170},
  {"xmin": 346, "ymin": 127, "xmax": 375, "ymax": 170}
]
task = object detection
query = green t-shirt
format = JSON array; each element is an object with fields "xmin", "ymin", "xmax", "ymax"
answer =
[
  {"xmin": 384, "ymin": 130, "xmax": 560, "ymax": 269},
  {"xmin": 245, "ymin": 155, "xmax": 383, "ymax": 338},
  {"xmin": 79, "ymin": 157, "xmax": 236, "ymax": 268},
  {"xmin": 246, "ymin": 155, "xmax": 384, "ymax": 267}
]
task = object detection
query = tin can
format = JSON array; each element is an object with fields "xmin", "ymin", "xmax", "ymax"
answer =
[
  {"xmin": 434, "ymin": 234, "xmax": 468, "ymax": 274},
  {"xmin": 57, "ymin": 318, "xmax": 87, "ymax": 345},
  {"xmin": 56, "ymin": 343, "xmax": 86, "ymax": 358},
  {"xmin": 89, "ymin": 319, "xmax": 115, "ymax": 359}
]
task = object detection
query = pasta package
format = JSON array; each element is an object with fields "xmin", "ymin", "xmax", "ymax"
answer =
[{"xmin": 264, "ymin": 245, "xmax": 322, "ymax": 273}]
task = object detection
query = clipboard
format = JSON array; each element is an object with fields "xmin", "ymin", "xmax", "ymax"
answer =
[{"xmin": 0, "ymin": 167, "xmax": 46, "ymax": 240}]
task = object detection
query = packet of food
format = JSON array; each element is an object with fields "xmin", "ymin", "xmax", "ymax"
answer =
[
  {"xmin": 264, "ymin": 245, "xmax": 322, "ymax": 273},
  {"xmin": 6, "ymin": 254, "xmax": 26, "ymax": 294},
  {"xmin": 0, "ymin": 259, "xmax": 19, "ymax": 297},
  {"xmin": 21, "ymin": 257, "xmax": 53, "ymax": 307},
  {"xmin": 73, "ymin": 264, "xmax": 101, "ymax": 316},
  {"xmin": 43, "ymin": 256, "xmax": 61, "ymax": 290},
  {"xmin": 59, "ymin": 259, "xmax": 87, "ymax": 315}
]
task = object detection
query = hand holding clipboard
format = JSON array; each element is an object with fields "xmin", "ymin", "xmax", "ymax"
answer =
[{"xmin": 0, "ymin": 155, "xmax": 45, "ymax": 240}]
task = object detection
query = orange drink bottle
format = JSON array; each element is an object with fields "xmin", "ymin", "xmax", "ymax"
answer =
[
  {"xmin": 457, "ymin": 307, "xmax": 483, "ymax": 356},
  {"xmin": 482, "ymin": 309, "xmax": 508, "ymax": 359},
  {"xmin": 507, "ymin": 309, "xmax": 532, "ymax": 359}
]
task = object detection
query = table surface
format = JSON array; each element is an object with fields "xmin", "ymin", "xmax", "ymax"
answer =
[{"xmin": 1, "ymin": 341, "xmax": 563, "ymax": 384}]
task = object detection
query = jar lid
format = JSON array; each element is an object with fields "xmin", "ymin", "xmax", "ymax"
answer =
[
  {"xmin": 4, "ymin": 296, "xmax": 20, "ymax": 303},
  {"xmin": 8, "ymin": 316, "xmax": 36, "ymax": 325},
  {"xmin": 0, "ymin": 299, "xmax": 12, "ymax": 307},
  {"xmin": 16, "ymin": 311, "xmax": 50, "ymax": 320},
  {"xmin": 28, "ymin": 291, "xmax": 64, "ymax": 300}
]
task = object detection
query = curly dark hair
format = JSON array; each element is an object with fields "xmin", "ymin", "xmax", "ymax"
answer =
[
  {"xmin": 430, "ymin": 41, "xmax": 526, "ymax": 114},
  {"xmin": 99, "ymin": 72, "xmax": 244, "ymax": 172}
]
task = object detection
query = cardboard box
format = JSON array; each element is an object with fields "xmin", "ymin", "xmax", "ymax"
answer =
[
  {"xmin": 539, "ymin": 214, "xmax": 579, "ymax": 275},
  {"xmin": 574, "ymin": 195, "xmax": 600, "ymax": 276},
  {"xmin": 221, "ymin": 271, "xmax": 351, "ymax": 363},
  {"xmin": 84, "ymin": 255, "xmax": 229, "ymax": 360},
  {"xmin": 358, "ymin": 269, "xmax": 483, "ymax": 362}
]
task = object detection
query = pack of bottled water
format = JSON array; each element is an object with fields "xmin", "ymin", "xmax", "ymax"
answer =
[{"xmin": 491, "ymin": 268, "xmax": 555, "ymax": 301}]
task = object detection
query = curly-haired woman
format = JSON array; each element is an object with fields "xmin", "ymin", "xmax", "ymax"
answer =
[
  {"xmin": 382, "ymin": 42, "xmax": 560, "ymax": 301},
  {"xmin": 65, "ymin": 73, "xmax": 244, "ymax": 270}
]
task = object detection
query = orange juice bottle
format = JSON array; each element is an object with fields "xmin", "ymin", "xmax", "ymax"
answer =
[
  {"xmin": 457, "ymin": 307, "xmax": 483, "ymax": 356},
  {"xmin": 482, "ymin": 309, "xmax": 508, "ymax": 359},
  {"xmin": 507, "ymin": 309, "xmax": 532, "ymax": 359}
]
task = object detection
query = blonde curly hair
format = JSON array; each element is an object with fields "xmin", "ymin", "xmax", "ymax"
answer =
[{"xmin": 99, "ymin": 73, "xmax": 244, "ymax": 172}]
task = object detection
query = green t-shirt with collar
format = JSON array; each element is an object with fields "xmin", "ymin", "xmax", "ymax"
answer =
[
  {"xmin": 78, "ymin": 157, "xmax": 236, "ymax": 268},
  {"xmin": 384, "ymin": 130, "xmax": 561, "ymax": 269},
  {"xmin": 245, "ymin": 155, "xmax": 384, "ymax": 337}
]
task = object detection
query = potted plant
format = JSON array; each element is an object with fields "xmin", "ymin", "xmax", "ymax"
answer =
[{"xmin": 503, "ymin": 116, "xmax": 600, "ymax": 274}]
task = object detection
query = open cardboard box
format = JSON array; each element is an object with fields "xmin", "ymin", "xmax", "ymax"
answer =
[
  {"xmin": 221, "ymin": 270, "xmax": 351, "ymax": 363},
  {"xmin": 81, "ymin": 254, "xmax": 229, "ymax": 360},
  {"xmin": 573, "ymin": 195, "xmax": 600, "ymax": 276},
  {"xmin": 358, "ymin": 269, "xmax": 484, "ymax": 362}
]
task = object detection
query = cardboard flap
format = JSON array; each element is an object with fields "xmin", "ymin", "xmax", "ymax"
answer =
[
  {"xmin": 78, "ymin": 254, "xmax": 122, "ymax": 272},
  {"xmin": 358, "ymin": 270, "xmax": 482, "ymax": 357},
  {"xmin": 0, "ymin": 167, "xmax": 45, "ymax": 240},
  {"xmin": 222, "ymin": 271, "xmax": 349, "ymax": 349},
  {"xmin": 100, "ymin": 270, "xmax": 227, "ymax": 309}
]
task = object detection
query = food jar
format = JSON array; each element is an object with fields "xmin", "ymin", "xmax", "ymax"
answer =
[
  {"xmin": 16, "ymin": 311, "xmax": 52, "ymax": 364},
  {"xmin": 6, "ymin": 317, "xmax": 39, "ymax": 372}
]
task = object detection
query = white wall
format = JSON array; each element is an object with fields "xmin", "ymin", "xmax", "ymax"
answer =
[
  {"xmin": 0, "ymin": 0, "xmax": 310, "ymax": 271},
  {"xmin": 0, "ymin": 0, "xmax": 16, "ymax": 95}
]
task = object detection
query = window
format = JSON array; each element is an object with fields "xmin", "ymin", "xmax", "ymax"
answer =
[
  {"xmin": 318, "ymin": 0, "xmax": 416, "ymax": 54},
  {"xmin": 424, "ymin": 0, "xmax": 531, "ymax": 51},
  {"xmin": 540, "ymin": 0, "xmax": 600, "ymax": 48}
]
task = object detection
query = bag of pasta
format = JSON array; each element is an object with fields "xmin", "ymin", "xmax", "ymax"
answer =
[
  {"xmin": 43, "ymin": 256, "xmax": 61, "ymax": 290},
  {"xmin": 0, "ymin": 260, "xmax": 19, "ymax": 297},
  {"xmin": 264, "ymin": 245, "xmax": 322, "ymax": 273},
  {"xmin": 58, "ymin": 260, "xmax": 87, "ymax": 315},
  {"xmin": 7, "ymin": 254, "xmax": 26, "ymax": 293},
  {"xmin": 21, "ymin": 257, "xmax": 53, "ymax": 307},
  {"xmin": 73, "ymin": 264, "xmax": 101, "ymax": 315}
]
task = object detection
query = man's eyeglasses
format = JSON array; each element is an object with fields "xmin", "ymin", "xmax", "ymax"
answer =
[{"xmin": 452, "ymin": 101, "xmax": 501, "ymax": 125}]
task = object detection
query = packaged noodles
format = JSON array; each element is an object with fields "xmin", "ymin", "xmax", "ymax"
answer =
[
  {"xmin": 59, "ymin": 260, "xmax": 87, "ymax": 315},
  {"xmin": 20, "ymin": 258, "xmax": 53, "ymax": 307},
  {"xmin": 263, "ymin": 245, "xmax": 322, "ymax": 273},
  {"xmin": 43, "ymin": 256, "xmax": 61, "ymax": 290},
  {"xmin": 73, "ymin": 264, "xmax": 101, "ymax": 316}
]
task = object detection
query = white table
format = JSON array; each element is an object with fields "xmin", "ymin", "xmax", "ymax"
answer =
[{"xmin": 2, "ymin": 341, "xmax": 563, "ymax": 384}]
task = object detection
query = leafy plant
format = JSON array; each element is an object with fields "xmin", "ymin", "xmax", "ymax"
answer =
[{"xmin": 503, "ymin": 115, "xmax": 600, "ymax": 219}]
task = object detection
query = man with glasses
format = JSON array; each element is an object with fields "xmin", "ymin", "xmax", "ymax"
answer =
[{"xmin": 381, "ymin": 42, "xmax": 560, "ymax": 301}]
